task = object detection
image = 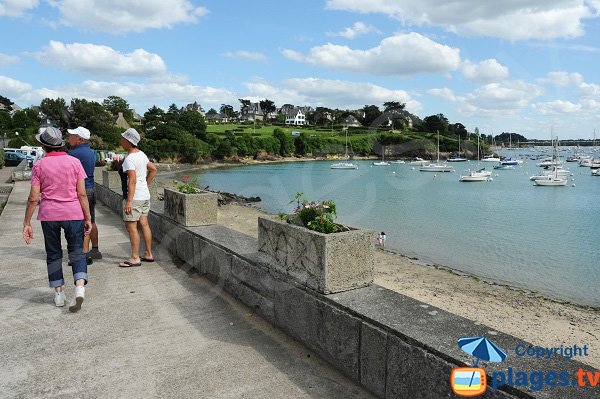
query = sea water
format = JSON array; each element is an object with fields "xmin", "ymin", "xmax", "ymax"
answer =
[{"xmin": 195, "ymin": 155, "xmax": 600, "ymax": 307}]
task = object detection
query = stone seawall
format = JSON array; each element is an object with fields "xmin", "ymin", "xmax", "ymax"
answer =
[{"xmin": 96, "ymin": 182, "xmax": 596, "ymax": 399}]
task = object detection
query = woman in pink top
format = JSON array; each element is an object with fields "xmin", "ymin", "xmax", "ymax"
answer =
[{"xmin": 22, "ymin": 127, "xmax": 92, "ymax": 312}]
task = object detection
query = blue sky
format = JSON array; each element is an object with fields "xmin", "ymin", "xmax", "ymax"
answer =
[{"xmin": 1, "ymin": 0, "xmax": 600, "ymax": 140}]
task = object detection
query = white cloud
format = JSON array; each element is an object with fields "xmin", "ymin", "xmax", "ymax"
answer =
[
  {"xmin": 0, "ymin": 75, "xmax": 33, "ymax": 96},
  {"xmin": 13, "ymin": 79, "xmax": 236, "ymax": 113},
  {"xmin": 537, "ymin": 71, "xmax": 584, "ymax": 87},
  {"xmin": 460, "ymin": 80, "xmax": 543, "ymax": 116},
  {"xmin": 0, "ymin": 53, "xmax": 20, "ymax": 66},
  {"xmin": 283, "ymin": 33, "xmax": 460, "ymax": 76},
  {"xmin": 428, "ymin": 87, "xmax": 458, "ymax": 102},
  {"xmin": 461, "ymin": 59, "xmax": 509, "ymax": 83},
  {"xmin": 533, "ymin": 100, "xmax": 582, "ymax": 115},
  {"xmin": 56, "ymin": 0, "xmax": 208, "ymax": 34},
  {"xmin": 537, "ymin": 71, "xmax": 600, "ymax": 99},
  {"xmin": 34, "ymin": 41, "xmax": 167, "ymax": 78},
  {"xmin": 222, "ymin": 51, "xmax": 267, "ymax": 62},
  {"xmin": 328, "ymin": 21, "xmax": 378, "ymax": 39},
  {"xmin": 0, "ymin": 0, "xmax": 38, "ymax": 17},
  {"xmin": 243, "ymin": 77, "xmax": 421, "ymax": 112},
  {"xmin": 326, "ymin": 0, "xmax": 597, "ymax": 40}
]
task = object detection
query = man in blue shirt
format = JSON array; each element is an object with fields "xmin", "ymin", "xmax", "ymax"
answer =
[{"xmin": 68, "ymin": 126, "xmax": 102, "ymax": 262}]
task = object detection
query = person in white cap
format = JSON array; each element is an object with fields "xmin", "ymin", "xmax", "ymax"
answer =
[
  {"xmin": 23, "ymin": 127, "xmax": 92, "ymax": 312},
  {"xmin": 118, "ymin": 128, "xmax": 157, "ymax": 267},
  {"xmin": 67, "ymin": 126, "xmax": 101, "ymax": 263}
]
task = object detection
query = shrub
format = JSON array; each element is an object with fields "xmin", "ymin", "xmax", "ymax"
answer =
[
  {"xmin": 176, "ymin": 175, "xmax": 202, "ymax": 194},
  {"xmin": 283, "ymin": 192, "xmax": 342, "ymax": 234},
  {"xmin": 0, "ymin": 148, "xmax": 4, "ymax": 168}
]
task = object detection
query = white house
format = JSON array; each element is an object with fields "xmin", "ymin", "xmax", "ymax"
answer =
[
  {"xmin": 341, "ymin": 115, "xmax": 362, "ymax": 127},
  {"xmin": 284, "ymin": 107, "xmax": 306, "ymax": 125}
]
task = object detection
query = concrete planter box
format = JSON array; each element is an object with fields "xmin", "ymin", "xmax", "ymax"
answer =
[
  {"xmin": 258, "ymin": 216, "xmax": 374, "ymax": 294},
  {"xmin": 102, "ymin": 170, "xmax": 121, "ymax": 189},
  {"xmin": 163, "ymin": 187, "xmax": 217, "ymax": 226}
]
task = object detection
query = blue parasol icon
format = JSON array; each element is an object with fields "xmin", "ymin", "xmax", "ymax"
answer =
[{"xmin": 458, "ymin": 336, "xmax": 507, "ymax": 366}]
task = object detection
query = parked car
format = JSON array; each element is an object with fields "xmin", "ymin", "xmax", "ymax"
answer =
[{"xmin": 4, "ymin": 152, "xmax": 34, "ymax": 167}]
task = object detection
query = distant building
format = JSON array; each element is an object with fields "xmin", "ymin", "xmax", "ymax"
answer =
[
  {"xmin": 205, "ymin": 113, "xmax": 230, "ymax": 124},
  {"xmin": 284, "ymin": 107, "xmax": 306, "ymax": 125},
  {"xmin": 183, "ymin": 101, "xmax": 206, "ymax": 116},
  {"xmin": 240, "ymin": 102, "xmax": 264, "ymax": 122},
  {"xmin": 115, "ymin": 112, "xmax": 131, "ymax": 129},
  {"xmin": 341, "ymin": 115, "xmax": 362, "ymax": 127}
]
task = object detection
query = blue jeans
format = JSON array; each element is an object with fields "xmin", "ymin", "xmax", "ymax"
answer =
[{"xmin": 41, "ymin": 220, "xmax": 88, "ymax": 288}]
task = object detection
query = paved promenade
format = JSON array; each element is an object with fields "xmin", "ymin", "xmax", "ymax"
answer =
[{"xmin": 0, "ymin": 181, "xmax": 374, "ymax": 399}]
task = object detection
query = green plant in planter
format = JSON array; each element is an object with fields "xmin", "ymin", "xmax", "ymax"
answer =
[
  {"xmin": 285, "ymin": 192, "xmax": 341, "ymax": 234},
  {"xmin": 176, "ymin": 175, "xmax": 202, "ymax": 194}
]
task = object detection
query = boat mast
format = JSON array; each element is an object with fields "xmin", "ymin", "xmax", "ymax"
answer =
[{"xmin": 437, "ymin": 130, "xmax": 440, "ymax": 163}]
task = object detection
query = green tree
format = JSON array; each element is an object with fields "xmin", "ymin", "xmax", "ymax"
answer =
[
  {"xmin": 361, "ymin": 105, "xmax": 381, "ymax": 127},
  {"xmin": 40, "ymin": 97, "xmax": 69, "ymax": 129},
  {"xmin": 220, "ymin": 104, "xmax": 235, "ymax": 118},
  {"xmin": 206, "ymin": 108, "xmax": 217, "ymax": 115},
  {"xmin": 103, "ymin": 96, "xmax": 133, "ymax": 121},
  {"xmin": 383, "ymin": 101, "xmax": 406, "ymax": 112},
  {"xmin": 178, "ymin": 109, "xmax": 207, "ymax": 140},
  {"xmin": 423, "ymin": 114, "xmax": 449, "ymax": 134},
  {"xmin": 11, "ymin": 108, "xmax": 39, "ymax": 130},
  {"xmin": 165, "ymin": 104, "xmax": 180, "ymax": 125},
  {"xmin": 0, "ymin": 111, "xmax": 13, "ymax": 132},
  {"xmin": 273, "ymin": 128, "xmax": 294, "ymax": 156},
  {"xmin": 69, "ymin": 98, "xmax": 112, "ymax": 132},
  {"xmin": 238, "ymin": 98, "xmax": 251, "ymax": 110},
  {"xmin": 448, "ymin": 123, "xmax": 468, "ymax": 139},
  {"xmin": 143, "ymin": 106, "xmax": 165, "ymax": 131},
  {"xmin": 176, "ymin": 132, "xmax": 210, "ymax": 163},
  {"xmin": 0, "ymin": 95, "xmax": 14, "ymax": 111},
  {"xmin": 259, "ymin": 99, "xmax": 276, "ymax": 122}
]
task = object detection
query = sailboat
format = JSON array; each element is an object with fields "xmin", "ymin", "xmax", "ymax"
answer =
[
  {"xmin": 533, "ymin": 136, "xmax": 567, "ymax": 186},
  {"xmin": 331, "ymin": 128, "xmax": 358, "ymax": 169},
  {"xmin": 448, "ymin": 133, "xmax": 468, "ymax": 162},
  {"xmin": 373, "ymin": 145, "xmax": 390, "ymax": 166},
  {"xmin": 420, "ymin": 131, "xmax": 454, "ymax": 172},
  {"xmin": 460, "ymin": 134, "xmax": 491, "ymax": 182}
]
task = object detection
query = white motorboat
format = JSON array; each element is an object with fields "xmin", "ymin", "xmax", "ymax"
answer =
[
  {"xmin": 331, "ymin": 162, "xmax": 358, "ymax": 170},
  {"xmin": 390, "ymin": 160, "xmax": 405, "ymax": 164},
  {"xmin": 420, "ymin": 131, "xmax": 454, "ymax": 172},
  {"xmin": 481, "ymin": 155, "xmax": 501, "ymax": 162},
  {"xmin": 460, "ymin": 169, "xmax": 491, "ymax": 182},
  {"xmin": 420, "ymin": 163, "xmax": 454, "ymax": 172},
  {"xmin": 409, "ymin": 157, "xmax": 429, "ymax": 166},
  {"xmin": 592, "ymin": 169, "xmax": 600, "ymax": 176},
  {"xmin": 493, "ymin": 164, "xmax": 514, "ymax": 170},
  {"xmin": 579, "ymin": 157, "xmax": 593, "ymax": 167},
  {"xmin": 537, "ymin": 157, "xmax": 562, "ymax": 167},
  {"xmin": 448, "ymin": 156, "xmax": 468, "ymax": 162}
]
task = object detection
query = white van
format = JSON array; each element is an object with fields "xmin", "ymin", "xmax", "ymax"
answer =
[{"xmin": 15, "ymin": 146, "xmax": 44, "ymax": 160}]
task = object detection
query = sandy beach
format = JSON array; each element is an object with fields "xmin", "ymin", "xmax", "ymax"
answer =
[{"xmin": 155, "ymin": 164, "xmax": 600, "ymax": 370}]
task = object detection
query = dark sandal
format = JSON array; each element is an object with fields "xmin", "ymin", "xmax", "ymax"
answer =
[
  {"xmin": 140, "ymin": 257, "xmax": 155, "ymax": 262},
  {"xmin": 118, "ymin": 260, "xmax": 142, "ymax": 267}
]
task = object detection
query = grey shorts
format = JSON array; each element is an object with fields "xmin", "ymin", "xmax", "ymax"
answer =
[
  {"xmin": 86, "ymin": 187, "xmax": 96, "ymax": 223},
  {"xmin": 123, "ymin": 199, "xmax": 150, "ymax": 222}
]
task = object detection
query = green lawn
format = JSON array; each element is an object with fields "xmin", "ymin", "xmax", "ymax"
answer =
[{"xmin": 205, "ymin": 123, "xmax": 392, "ymax": 142}]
